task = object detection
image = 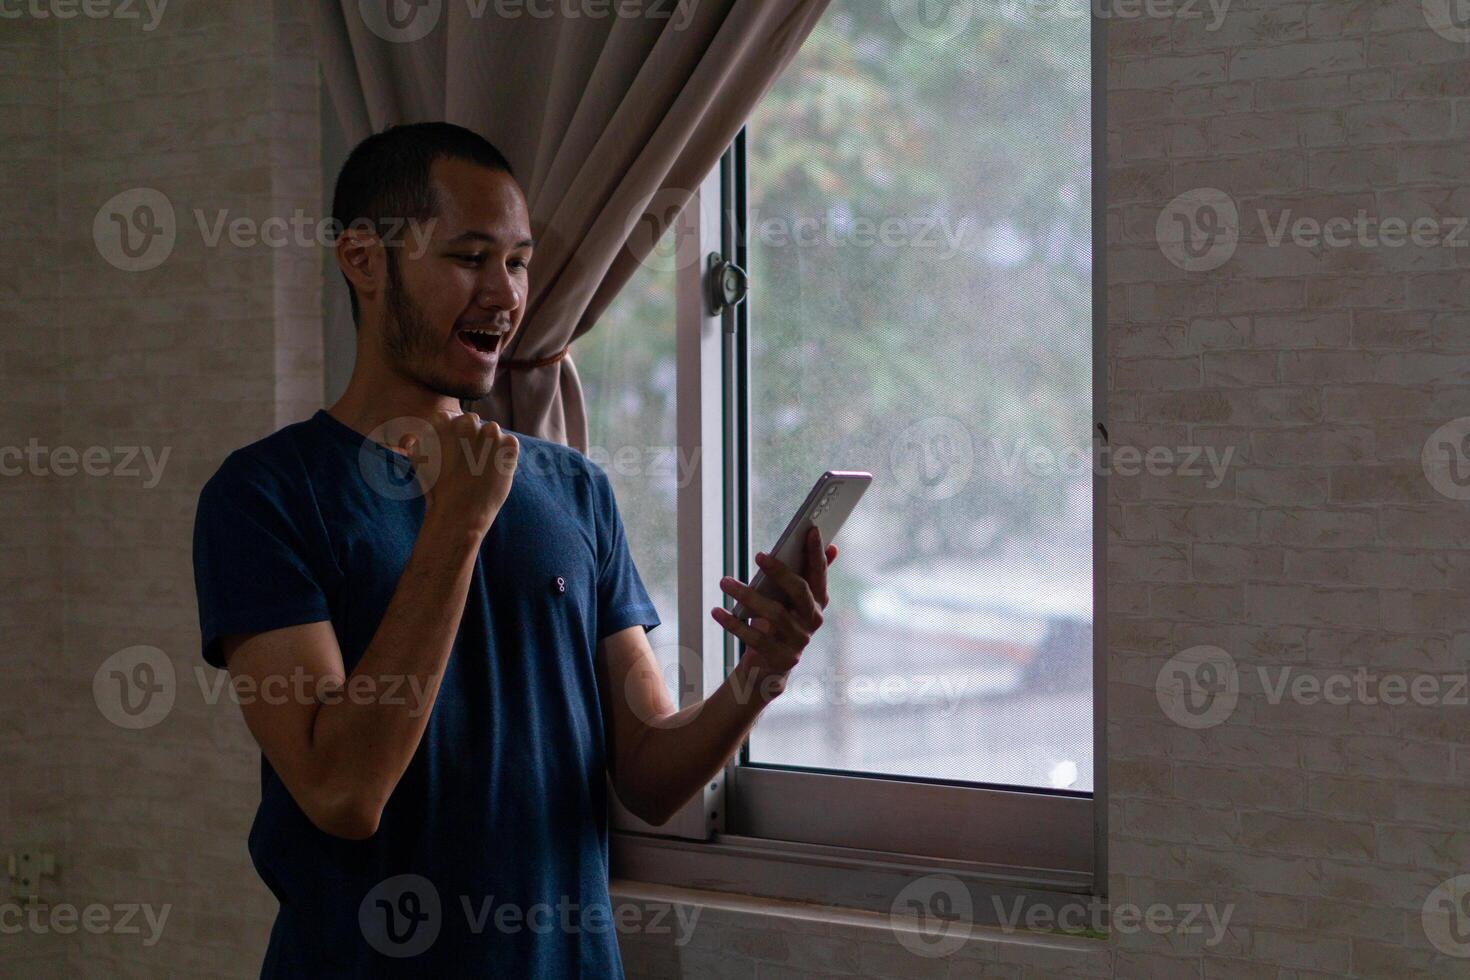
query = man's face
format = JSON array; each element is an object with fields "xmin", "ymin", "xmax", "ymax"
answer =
[{"xmin": 376, "ymin": 157, "xmax": 534, "ymax": 402}]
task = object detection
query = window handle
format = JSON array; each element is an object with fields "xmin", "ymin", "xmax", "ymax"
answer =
[{"xmin": 706, "ymin": 253, "xmax": 749, "ymax": 317}]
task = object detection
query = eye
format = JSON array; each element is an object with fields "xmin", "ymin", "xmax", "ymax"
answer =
[
  {"xmin": 453, "ymin": 253, "xmax": 487, "ymax": 265},
  {"xmin": 510, "ymin": 258, "xmax": 530, "ymax": 271}
]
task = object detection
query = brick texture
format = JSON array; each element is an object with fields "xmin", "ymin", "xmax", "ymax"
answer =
[
  {"xmin": 0, "ymin": 1, "xmax": 320, "ymax": 977},
  {"xmin": 6, "ymin": 1, "xmax": 1469, "ymax": 977}
]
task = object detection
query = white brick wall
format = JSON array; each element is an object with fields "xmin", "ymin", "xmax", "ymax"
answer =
[
  {"xmin": 1105, "ymin": 3, "xmax": 1470, "ymax": 976},
  {"xmin": 1, "ymin": 2, "xmax": 319, "ymax": 976},
  {"xmin": 0, "ymin": 10, "xmax": 67, "ymax": 980},
  {"xmin": 5, "ymin": 0, "xmax": 1469, "ymax": 976}
]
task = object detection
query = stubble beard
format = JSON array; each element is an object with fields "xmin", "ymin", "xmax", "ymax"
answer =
[{"xmin": 382, "ymin": 254, "xmax": 498, "ymax": 403}]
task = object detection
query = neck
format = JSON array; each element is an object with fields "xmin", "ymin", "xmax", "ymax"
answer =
[{"xmin": 327, "ymin": 340, "xmax": 469, "ymax": 441}]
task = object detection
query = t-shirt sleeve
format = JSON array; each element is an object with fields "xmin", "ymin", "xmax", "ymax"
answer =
[
  {"xmin": 192, "ymin": 452, "xmax": 333, "ymax": 670},
  {"xmin": 590, "ymin": 465, "xmax": 661, "ymax": 640}
]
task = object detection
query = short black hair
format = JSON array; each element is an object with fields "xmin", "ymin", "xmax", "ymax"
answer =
[{"xmin": 331, "ymin": 122, "xmax": 517, "ymax": 326}]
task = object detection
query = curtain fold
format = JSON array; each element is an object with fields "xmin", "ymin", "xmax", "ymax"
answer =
[{"xmin": 311, "ymin": 0, "xmax": 830, "ymax": 450}]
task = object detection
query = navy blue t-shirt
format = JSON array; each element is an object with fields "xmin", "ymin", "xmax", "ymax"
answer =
[{"xmin": 191, "ymin": 409, "xmax": 660, "ymax": 977}]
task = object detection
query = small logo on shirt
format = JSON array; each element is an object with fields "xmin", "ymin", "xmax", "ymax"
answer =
[{"xmin": 553, "ymin": 576, "xmax": 567, "ymax": 595}]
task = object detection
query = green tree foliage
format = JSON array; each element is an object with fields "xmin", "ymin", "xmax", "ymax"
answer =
[{"xmin": 583, "ymin": 0, "xmax": 1092, "ymax": 589}]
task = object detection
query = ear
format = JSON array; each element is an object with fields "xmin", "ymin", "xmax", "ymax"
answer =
[{"xmin": 335, "ymin": 226, "xmax": 386, "ymax": 311}]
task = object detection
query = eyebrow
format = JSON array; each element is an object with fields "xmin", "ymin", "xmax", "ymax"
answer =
[{"xmin": 446, "ymin": 231, "xmax": 536, "ymax": 249}]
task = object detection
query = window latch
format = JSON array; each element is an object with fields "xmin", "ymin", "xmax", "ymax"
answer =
[{"xmin": 706, "ymin": 253, "xmax": 749, "ymax": 317}]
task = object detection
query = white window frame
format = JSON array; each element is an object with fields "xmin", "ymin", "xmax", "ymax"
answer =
[{"xmin": 611, "ymin": 11, "xmax": 1107, "ymax": 920}]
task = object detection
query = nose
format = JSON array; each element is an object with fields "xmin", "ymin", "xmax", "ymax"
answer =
[{"xmin": 475, "ymin": 264, "xmax": 522, "ymax": 315}]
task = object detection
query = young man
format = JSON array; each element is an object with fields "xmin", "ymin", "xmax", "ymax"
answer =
[{"xmin": 191, "ymin": 122, "xmax": 837, "ymax": 976}]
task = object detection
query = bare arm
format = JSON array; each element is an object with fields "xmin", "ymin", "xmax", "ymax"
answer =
[
  {"xmin": 598, "ymin": 529, "xmax": 837, "ymax": 826},
  {"xmin": 218, "ymin": 411, "xmax": 517, "ymax": 840}
]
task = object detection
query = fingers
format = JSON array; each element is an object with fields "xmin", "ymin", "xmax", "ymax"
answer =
[
  {"xmin": 718, "ymin": 576, "xmax": 784, "ymax": 620},
  {"xmin": 493, "ymin": 427, "xmax": 520, "ymax": 475},
  {"xmin": 711, "ymin": 607, "xmax": 800, "ymax": 677},
  {"xmin": 806, "ymin": 527, "xmax": 830, "ymax": 608},
  {"xmin": 754, "ymin": 550, "xmax": 822, "ymax": 630},
  {"xmin": 718, "ymin": 577, "xmax": 805, "ymax": 644},
  {"xmin": 711, "ymin": 607, "xmax": 772, "ymax": 651},
  {"xmin": 394, "ymin": 433, "xmax": 430, "ymax": 472}
]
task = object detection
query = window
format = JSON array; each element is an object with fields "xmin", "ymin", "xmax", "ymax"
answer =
[
  {"xmin": 743, "ymin": 4, "xmax": 1094, "ymax": 793},
  {"xmin": 589, "ymin": 0, "xmax": 1101, "ymax": 916},
  {"xmin": 577, "ymin": 233, "xmax": 682, "ymax": 689}
]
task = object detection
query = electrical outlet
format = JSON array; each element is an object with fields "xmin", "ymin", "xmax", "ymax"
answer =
[{"xmin": 8, "ymin": 851, "xmax": 56, "ymax": 901}]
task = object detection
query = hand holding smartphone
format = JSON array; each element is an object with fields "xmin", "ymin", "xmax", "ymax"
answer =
[{"xmin": 731, "ymin": 471, "xmax": 872, "ymax": 620}]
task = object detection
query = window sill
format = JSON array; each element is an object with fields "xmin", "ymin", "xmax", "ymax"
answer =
[
  {"xmin": 611, "ymin": 830, "xmax": 1098, "ymax": 938},
  {"xmin": 609, "ymin": 877, "xmax": 1108, "ymax": 957}
]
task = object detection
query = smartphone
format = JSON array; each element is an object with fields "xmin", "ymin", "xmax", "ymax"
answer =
[{"xmin": 730, "ymin": 471, "xmax": 873, "ymax": 620}]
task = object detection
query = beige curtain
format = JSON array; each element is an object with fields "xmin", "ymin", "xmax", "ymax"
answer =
[{"xmin": 312, "ymin": 0, "xmax": 831, "ymax": 450}]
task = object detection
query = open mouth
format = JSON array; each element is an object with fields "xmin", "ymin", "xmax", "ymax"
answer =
[{"xmin": 456, "ymin": 326, "xmax": 506, "ymax": 357}]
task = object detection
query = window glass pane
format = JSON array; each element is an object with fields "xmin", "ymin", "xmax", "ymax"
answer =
[
  {"xmin": 743, "ymin": 2, "xmax": 1093, "ymax": 791},
  {"xmin": 576, "ymin": 234, "xmax": 681, "ymax": 682}
]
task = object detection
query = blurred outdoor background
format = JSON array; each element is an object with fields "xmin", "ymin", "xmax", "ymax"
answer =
[{"xmin": 577, "ymin": 1, "xmax": 1093, "ymax": 793}]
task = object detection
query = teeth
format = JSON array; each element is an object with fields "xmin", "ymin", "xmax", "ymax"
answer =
[{"xmin": 460, "ymin": 327, "xmax": 502, "ymax": 354}]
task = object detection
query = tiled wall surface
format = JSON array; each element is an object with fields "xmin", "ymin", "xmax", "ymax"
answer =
[
  {"xmin": 3, "ymin": 1, "xmax": 1469, "ymax": 977},
  {"xmin": 0, "ymin": 1, "xmax": 319, "ymax": 976},
  {"xmin": 1, "ymin": 11, "xmax": 65, "ymax": 978}
]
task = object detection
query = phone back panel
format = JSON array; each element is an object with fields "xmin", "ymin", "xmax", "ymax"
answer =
[{"xmin": 732, "ymin": 471, "xmax": 872, "ymax": 619}]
